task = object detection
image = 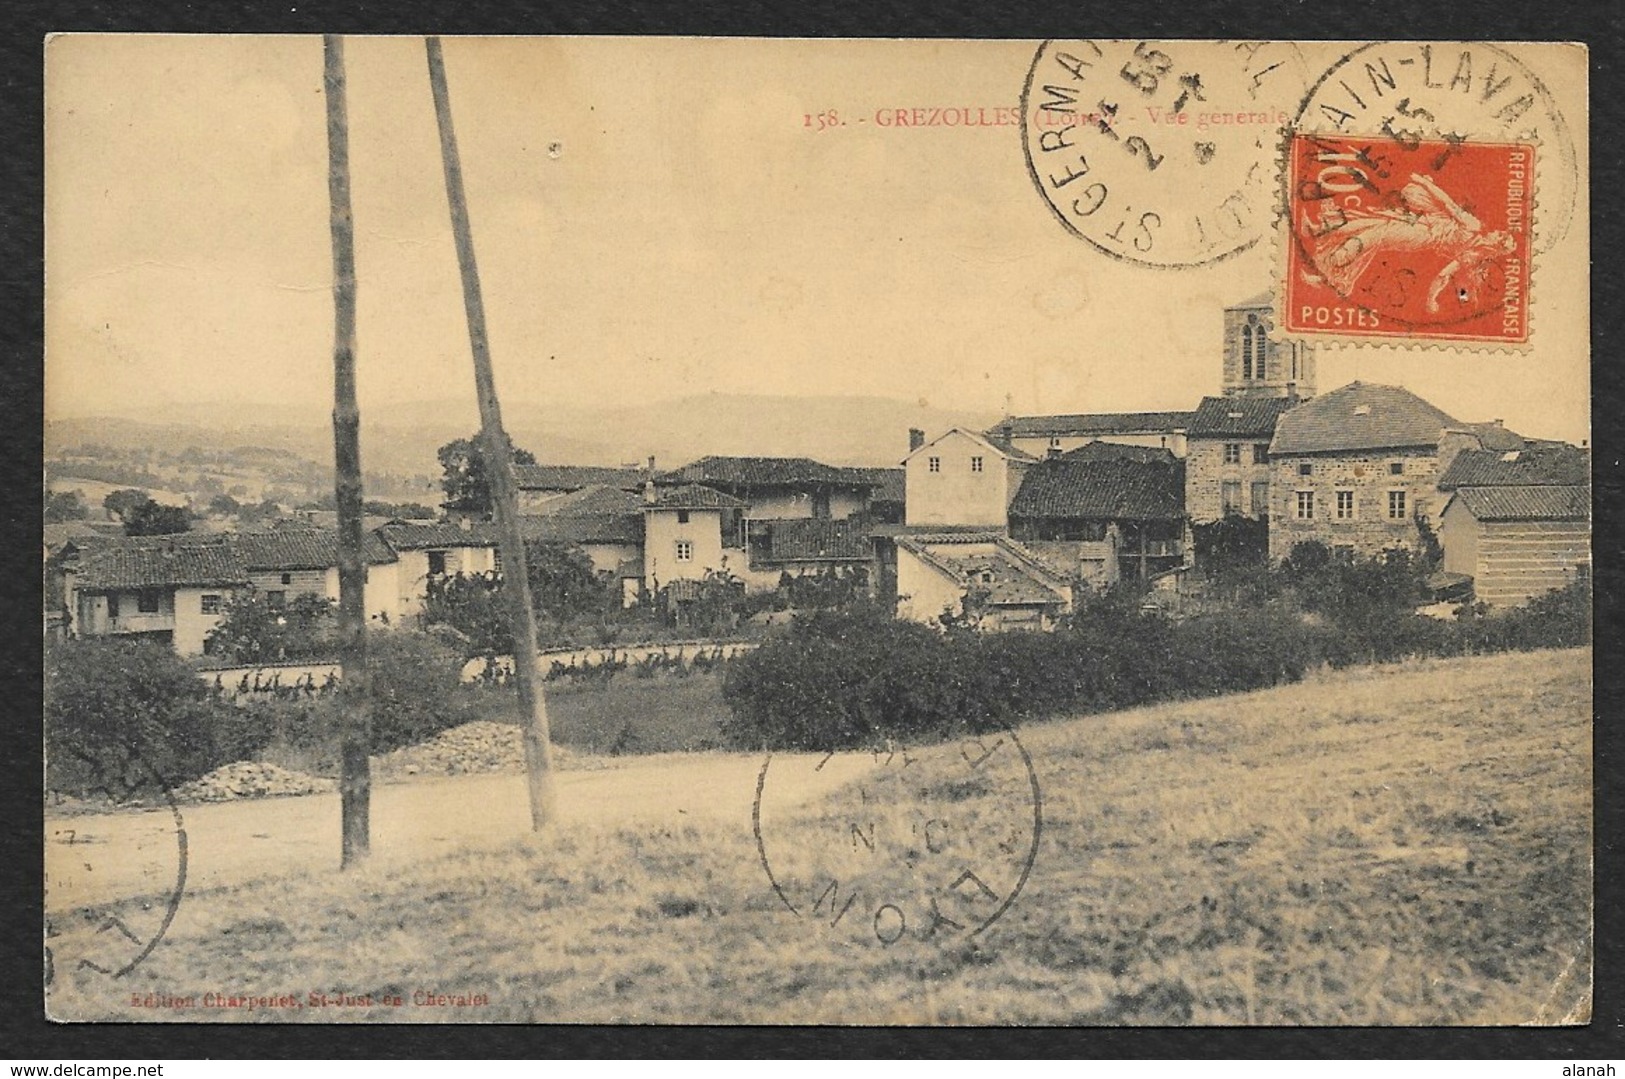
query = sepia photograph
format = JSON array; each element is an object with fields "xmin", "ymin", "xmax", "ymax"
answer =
[{"xmin": 42, "ymin": 36, "xmax": 1591, "ymax": 1025}]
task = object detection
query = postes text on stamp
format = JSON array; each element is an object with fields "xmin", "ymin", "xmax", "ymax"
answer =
[{"xmin": 1284, "ymin": 134, "xmax": 1533, "ymax": 344}]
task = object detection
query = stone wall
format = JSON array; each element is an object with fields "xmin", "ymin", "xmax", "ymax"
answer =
[
  {"xmin": 1268, "ymin": 449, "xmax": 1440, "ymax": 560},
  {"xmin": 1186, "ymin": 437, "xmax": 1273, "ymax": 523}
]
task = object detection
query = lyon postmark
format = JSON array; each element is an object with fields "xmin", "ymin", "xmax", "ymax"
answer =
[
  {"xmin": 753, "ymin": 732, "xmax": 1041, "ymax": 947},
  {"xmin": 1021, "ymin": 40, "xmax": 1309, "ymax": 269},
  {"xmin": 1284, "ymin": 135, "xmax": 1534, "ymax": 343}
]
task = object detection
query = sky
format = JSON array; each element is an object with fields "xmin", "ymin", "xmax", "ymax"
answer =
[{"xmin": 45, "ymin": 37, "xmax": 1591, "ymax": 445}]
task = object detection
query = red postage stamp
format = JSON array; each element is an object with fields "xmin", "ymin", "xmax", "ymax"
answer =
[{"xmin": 1283, "ymin": 133, "xmax": 1534, "ymax": 344}]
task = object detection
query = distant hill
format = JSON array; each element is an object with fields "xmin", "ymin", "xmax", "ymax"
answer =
[{"xmin": 46, "ymin": 394, "xmax": 1000, "ymax": 475}]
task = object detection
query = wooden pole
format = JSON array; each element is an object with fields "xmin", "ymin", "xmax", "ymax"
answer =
[
  {"xmin": 424, "ymin": 36, "xmax": 557, "ymax": 829},
  {"xmin": 323, "ymin": 34, "xmax": 372, "ymax": 868}
]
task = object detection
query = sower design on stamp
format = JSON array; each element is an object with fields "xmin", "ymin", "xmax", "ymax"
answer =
[
  {"xmin": 754, "ymin": 732, "xmax": 1042, "ymax": 948},
  {"xmin": 1284, "ymin": 135, "xmax": 1534, "ymax": 343}
]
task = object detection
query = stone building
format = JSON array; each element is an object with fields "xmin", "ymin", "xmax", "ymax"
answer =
[
  {"xmin": 1219, "ymin": 292, "xmax": 1316, "ymax": 400},
  {"xmin": 1265, "ymin": 382, "xmax": 1521, "ymax": 561},
  {"xmin": 1184, "ymin": 396, "xmax": 1298, "ymax": 523}
]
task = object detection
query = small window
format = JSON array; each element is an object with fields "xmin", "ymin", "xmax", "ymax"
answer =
[
  {"xmin": 675, "ymin": 540, "xmax": 694, "ymax": 563},
  {"xmin": 1253, "ymin": 444, "xmax": 1270, "ymax": 465},
  {"xmin": 1223, "ymin": 443, "xmax": 1242, "ymax": 465},
  {"xmin": 970, "ymin": 456, "xmax": 984, "ymax": 473},
  {"xmin": 1388, "ymin": 490, "xmax": 1408, "ymax": 520},
  {"xmin": 1048, "ymin": 436, "xmax": 1061, "ymax": 449},
  {"xmin": 491, "ymin": 549, "xmax": 502, "ymax": 574},
  {"xmin": 280, "ymin": 572, "xmax": 292, "ymax": 586},
  {"xmin": 927, "ymin": 456, "xmax": 941, "ymax": 473},
  {"xmin": 201, "ymin": 594, "xmax": 221, "ymax": 615},
  {"xmin": 266, "ymin": 590, "xmax": 286, "ymax": 610},
  {"xmin": 137, "ymin": 589, "xmax": 161, "ymax": 614},
  {"xmin": 1335, "ymin": 490, "xmax": 1356, "ymax": 520},
  {"xmin": 1250, "ymin": 481, "xmax": 1270, "ymax": 517},
  {"xmin": 107, "ymin": 594, "xmax": 120, "ymax": 619},
  {"xmin": 1295, "ymin": 491, "xmax": 1315, "ymax": 520},
  {"xmin": 1389, "ymin": 461, "xmax": 1404, "ymax": 475},
  {"xmin": 1221, "ymin": 482, "xmax": 1243, "ymax": 514},
  {"xmin": 427, "ymin": 550, "xmax": 447, "ymax": 576},
  {"xmin": 1298, "ymin": 462, "xmax": 1313, "ymax": 477},
  {"xmin": 677, "ymin": 509, "xmax": 690, "ymax": 524}
]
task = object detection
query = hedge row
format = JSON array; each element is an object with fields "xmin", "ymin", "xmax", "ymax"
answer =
[
  {"xmin": 719, "ymin": 583, "xmax": 1591, "ymax": 751},
  {"xmin": 46, "ymin": 633, "xmax": 477, "ymax": 799}
]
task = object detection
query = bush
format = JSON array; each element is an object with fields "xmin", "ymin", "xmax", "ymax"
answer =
[
  {"xmin": 46, "ymin": 638, "xmax": 228, "ymax": 798},
  {"xmin": 361, "ymin": 631, "xmax": 471, "ymax": 754},
  {"xmin": 719, "ymin": 573, "xmax": 1592, "ymax": 751},
  {"xmin": 206, "ymin": 590, "xmax": 337, "ymax": 663}
]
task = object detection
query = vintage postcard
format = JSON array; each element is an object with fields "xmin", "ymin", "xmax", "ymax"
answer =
[{"xmin": 44, "ymin": 37, "xmax": 1590, "ymax": 1025}]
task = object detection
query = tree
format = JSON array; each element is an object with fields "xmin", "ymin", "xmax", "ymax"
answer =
[
  {"xmin": 205, "ymin": 591, "xmax": 338, "ymax": 663},
  {"xmin": 102, "ymin": 487, "xmax": 150, "ymax": 522},
  {"xmin": 206, "ymin": 493, "xmax": 242, "ymax": 517},
  {"xmin": 123, "ymin": 499, "xmax": 193, "ymax": 537},
  {"xmin": 437, "ymin": 434, "xmax": 536, "ymax": 517},
  {"xmin": 526, "ymin": 540, "xmax": 608, "ymax": 620},
  {"xmin": 45, "ymin": 638, "xmax": 225, "ymax": 797},
  {"xmin": 44, "ymin": 490, "xmax": 88, "ymax": 523}
]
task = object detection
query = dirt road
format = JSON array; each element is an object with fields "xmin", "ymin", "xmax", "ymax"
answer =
[{"xmin": 45, "ymin": 750, "xmax": 876, "ymax": 913}]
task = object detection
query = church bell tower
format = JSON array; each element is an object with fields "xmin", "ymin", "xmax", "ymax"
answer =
[{"xmin": 1221, "ymin": 292, "xmax": 1315, "ymax": 400}]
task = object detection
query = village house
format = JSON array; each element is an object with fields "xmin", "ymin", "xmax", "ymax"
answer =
[
  {"xmin": 990, "ymin": 410, "xmax": 1192, "ymax": 460},
  {"xmin": 894, "ymin": 532, "xmax": 1073, "ymax": 631},
  {"xmin": 63, "ymin": 538, "xmax": 249, "ymax": 656},
  {"xmin": 373, "ymin": 519, "xmax": 500, "ymax": 620},
  {"xmin": 1265, "ymin": 381, "xmax": 1524, "ymax": 562},
  {"xmin": 1184, "ymin": 396, "xmax": 1298, "ymax": 522},
  {"xmin": 1435, "ymin": 440, "xmax": 1590, "ymax": 607},
  {"xmin": 231, "ymin": 525, "xmax": 401, "ymax": 625},
  {"xmin": 903, "ymin": 427, "xmax": 1037, "ymax": 528},
  {"xmin": 640, "ymin": 482, "xmax": 748, "ymax": 595},
  {"xmin": 1008, "ymin": 447, "xmax": 1187, "ymax": 587}
]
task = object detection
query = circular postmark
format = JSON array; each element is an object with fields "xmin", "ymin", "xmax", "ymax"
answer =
[
  {"xmin": 1022, "ymin": 40, "xmax": 1310, "ymax": 269},
  {"xmin": 752, "ymin": 731, "xmax": 1041, "ymax": 947},
  {"xmin": 45, "ymin": 754, "xmax": 188, "ymax": 990},
  {"xmin": 1292, "ymin": 42, "xmax": 1576, "ymax": 254}
]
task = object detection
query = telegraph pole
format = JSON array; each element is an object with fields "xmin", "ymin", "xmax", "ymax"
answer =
[
  {"xmin": 424, "ymin": 36, "xmax": 558, "ymax": 828},
  {"xmin": 323, "ymin": 33, "xmax": 373, "ymax": 867}
]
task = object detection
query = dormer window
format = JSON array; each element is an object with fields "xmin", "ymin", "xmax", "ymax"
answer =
[{"xmin": 1353, "ymin": 404, "xmax": 1371, "ymax": 416}]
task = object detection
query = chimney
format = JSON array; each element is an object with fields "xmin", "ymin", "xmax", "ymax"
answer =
[
  {"xmin": 647, "ymin": 455, "xmax": 657, "ymax": 475},
  {"xmin": 458, "ymin": 516, "xmax": 472, "ymax": 533},
  {"xmin": 908, "ymin": 428, "xmax": 925, "ymax": 452},
  {"xmin": 644, "ymin": 479, "xmax": 657, "ymax": 505},
  {"xmin": 1285, "ymin": 381, "xmax": 1299, "ymax": 405}
]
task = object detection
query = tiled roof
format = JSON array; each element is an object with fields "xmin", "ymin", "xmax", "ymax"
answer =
[
  {"xmin": 837, "ymin": 467, "xmax": 906, "ymax": 504},
  {"xmin": 657, "ymin": 456, "xmax": 868, "ymax": 489},
  {"xmin": 1057, "ymin": 440, "xmax": 1179, "ymax": 464},
  {"xmin": 996, "ymin": 411, "xmax": 1191, "ymax": 438},
  {"xmin": 1455, "ymin": 422, "xmax": 1526, "ymax": 453},
  {"xmin": 73, "ymin": 543, "xmax": 250, "ymax": 591},
  {"xmin": 1009, "ymin": 458, "xmax": 1185, "ymax": 521},
  {"xmin": 376, "ymin": 520, "xmax": 499, "ymax": 550},
  {"xmin": 1452, "ymin": 485, "xmax": 1590, "ymax": 522},
  {"xmin": 529, "ymin": 484, "xmax": 646, "ymax": 518},
  {"xmin": 764, "ymin": 518, "xmax": 872, "ymax": 563},
  {"xmin": 231, "ymin": 527, "xmax": 397, "ymax": 568},
  {"xmin": 646, "ymin": 484, "xmax": 748, "ymax": 511},
  {"xmin": 513, "ymin": 464, "xmax": 646, "ymax": 491},
  {"xmin": 518, "ymin": 513, "xmax": 643, "ymax": 546},
  {"xmin": 898, "ymin": 537, "xmax": 1065, "ymax": 608},
  {"xmin": 1438, "ymin": 443, "xmax": 1590, "ymax": 490},
  {"xmin": 1270, "ymin": 382, "xmax": 1460, "ymax": 455},
  {"xmin": 1186, "ymin": 395, "xmax": 1299, "ymax": 438}
]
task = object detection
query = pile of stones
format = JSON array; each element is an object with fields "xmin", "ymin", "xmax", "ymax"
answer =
[
  {"xmin": 172, "ymin": 762, "xmax": 337, "ymax": 803},
  {"xmin": 372, "ymin": 721, "xmax": 582, "ymax": 780}
]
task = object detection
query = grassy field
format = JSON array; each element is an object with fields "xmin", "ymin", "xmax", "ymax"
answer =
[
  {"xmin": 463, "ymin": 671, "xmax": 732, "ymax": 755},
  {"xmin": 48, "ymin": 648, "xmax": 1591, "ymax": 1025}
]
